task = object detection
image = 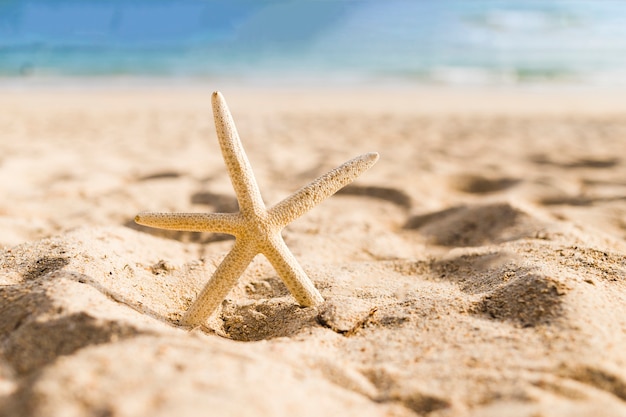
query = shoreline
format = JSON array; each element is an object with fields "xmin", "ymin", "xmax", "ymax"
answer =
[{"xmin": 3, "ymin": 78, "xmax": 626, "ymax": 116}]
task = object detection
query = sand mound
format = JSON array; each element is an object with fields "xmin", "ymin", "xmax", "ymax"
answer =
[
  {"xmin": 2, "ymin": 216, "xmax": 626, "ymax": 416},
  {"xmin": 404, "ymin": 202, "xmax": 551, "ymax": 247}
]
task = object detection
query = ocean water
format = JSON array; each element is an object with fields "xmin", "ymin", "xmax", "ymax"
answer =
[{"xmin": 1, "ymin": 0, "xmax": 626, "ymax": 86}]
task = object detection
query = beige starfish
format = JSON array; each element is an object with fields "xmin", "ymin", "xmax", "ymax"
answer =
[{"xmin": 136, "ymin": 91, "xmax": 379, "ymax": 327}]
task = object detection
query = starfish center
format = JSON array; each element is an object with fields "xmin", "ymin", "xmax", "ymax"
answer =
[{"xmin": 241, "ymin": 215, "xmax": 279, "ymax": 240}]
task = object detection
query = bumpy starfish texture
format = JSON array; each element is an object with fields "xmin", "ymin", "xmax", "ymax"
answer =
[{"xmin": 136, "ymin": 91, "xmax": 379, "ymax": 327}]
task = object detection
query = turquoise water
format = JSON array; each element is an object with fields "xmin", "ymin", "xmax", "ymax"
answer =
[{"xmin": 2, "ymin": 1, "xmax": 626, "ymax": 86}]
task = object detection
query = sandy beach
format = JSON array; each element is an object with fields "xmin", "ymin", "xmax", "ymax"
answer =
[{"xmin": 1, "ymin": 86, "xmax": 626, "ymax": 416}]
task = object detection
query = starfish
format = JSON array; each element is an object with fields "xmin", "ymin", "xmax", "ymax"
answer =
[{"xmin": 135, "ymin": 91, "xmax": 379, "ymax": 327}]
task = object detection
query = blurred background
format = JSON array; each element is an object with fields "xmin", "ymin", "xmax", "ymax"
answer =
[{"xmin": 1, "ymin": 0, "xmax": 626, "ymax": 87}]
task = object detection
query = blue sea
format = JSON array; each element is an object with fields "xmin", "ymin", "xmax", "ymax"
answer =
[{"xmin": 2, "ymin": 0, "xmax": 626, "ymax": 86}]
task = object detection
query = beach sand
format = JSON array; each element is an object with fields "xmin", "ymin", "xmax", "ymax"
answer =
[{"xmin": 1, "ymin": 86, "xmax": 626, "ymax": 416}]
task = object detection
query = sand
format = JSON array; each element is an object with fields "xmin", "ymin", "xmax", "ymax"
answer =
[{"xmin": 1, "ymin": 86, "xmax": 626, "ymax": 416}]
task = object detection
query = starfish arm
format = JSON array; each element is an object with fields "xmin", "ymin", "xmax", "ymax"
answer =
[
  {"xmin": 268, "ymin": 152, "xmax": 379, "ymax": 227},
  {"xmin": 262, "ymin": 234, "xmax": 324, "ymax": 307},
  {"xmin": 182, "ymin": 239, "xmax": 257, "ymax": 326},
  {"xmin": 134, "ymin": 212, "xmax": 243, "ymax": 235},
  {"xmin": 212, "ymin": 91, "xmax": 266, "ymax": 216}
]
